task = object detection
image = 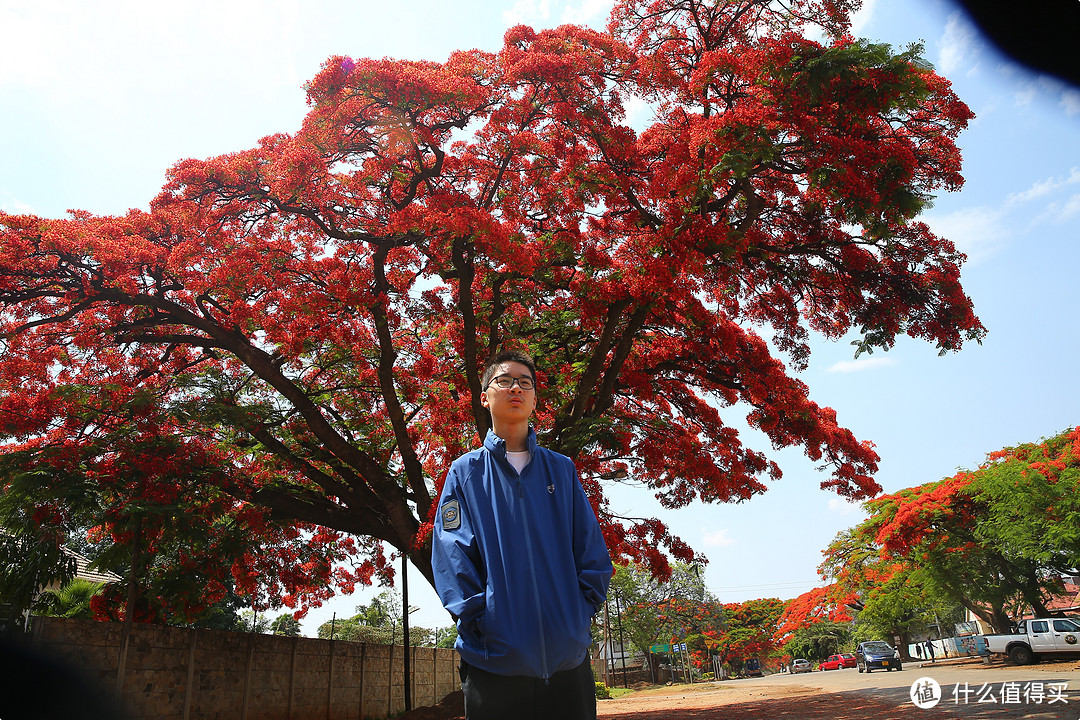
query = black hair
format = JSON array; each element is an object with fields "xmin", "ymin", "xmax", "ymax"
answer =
[{"xmin": 481, "ymin": 350, "xmax": 537, "ymax": 389}]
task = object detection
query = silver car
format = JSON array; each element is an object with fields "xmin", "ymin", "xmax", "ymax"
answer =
[{"xmin": 790, "ymin": 658, "xmax": 812, "ymax": 673}]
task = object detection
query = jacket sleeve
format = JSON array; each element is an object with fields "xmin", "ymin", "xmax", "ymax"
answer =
[
  {"xmin": 431, "ymin": 468, "xmax": 486, "ymax": 638},
  {"xmin": 571, "ymin": 462, "xmax": 613, "ymax": 613}
]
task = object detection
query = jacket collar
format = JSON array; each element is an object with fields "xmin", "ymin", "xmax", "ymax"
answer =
[{"xmin": 483, "ymin": 427, "xmax": 538, "ymax": 456}]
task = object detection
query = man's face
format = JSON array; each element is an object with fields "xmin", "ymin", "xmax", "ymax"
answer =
[{"xmin": 480, "ymin": 361, "xmax": 536, "ymax": 424}]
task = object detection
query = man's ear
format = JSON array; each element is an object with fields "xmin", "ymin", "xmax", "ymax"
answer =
[{"xmin": 479, "ymin": 387, "xmax": 490, "ymax": 409}]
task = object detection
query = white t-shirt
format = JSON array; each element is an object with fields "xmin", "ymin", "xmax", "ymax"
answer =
[{"xmin": 505, "ymin": 450, "xmax": 531, "ymax": 473}]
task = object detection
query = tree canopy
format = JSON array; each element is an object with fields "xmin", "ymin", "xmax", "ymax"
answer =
[
  {"xmin": 820, "ymin": 427, "xmax": 1080, "ymax": 634},
  {"xmin": 0, "ymin": 0, "xmax": 982, "ymax": 620},
  {"xmin": 315, "ymin": 589, "xmax": 446, "ymax": 646},
  {"xmin": 779, "ymin": 618, "xmax": 851, "ymax": 663},
  {"xmin": 611, "ymin": 562, "xmax": 785, "ymax": 672},
  {"xmin": 612, "ymin": 561, "xmax": 713, "ymax": 659}
]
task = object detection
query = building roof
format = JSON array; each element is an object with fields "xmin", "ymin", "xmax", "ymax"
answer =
[
  {"xmin": 65, "ymin": 547, "xmax": 122, "ymax": 585},
  {"xmin": 1044, "ymin": 577, "xmax": 1080, "ymax": 614}
]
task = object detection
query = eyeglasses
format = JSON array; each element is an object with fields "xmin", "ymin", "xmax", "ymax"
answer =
[{"xmin": 488, "ymin": 375, "xmax": 535, "ymax": 390}]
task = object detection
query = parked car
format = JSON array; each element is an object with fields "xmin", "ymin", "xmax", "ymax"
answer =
[
  {"xmin": 818, "ymin": 652, "xmax": 856, "ymax": 671},
  {"xmin": 790, "ymin": 658, "xmax": 812, "ymax": 674},
  {"xmin": 981, "ymin": 616, "xmax": 1080, "ymax": 665},
  {"xmin": 819, "ymin": 654, "xmax": 842, "ymax": 671},
  {"xmin": 856, "ymin": 641, "xmax": 903, "ymax": 673}
]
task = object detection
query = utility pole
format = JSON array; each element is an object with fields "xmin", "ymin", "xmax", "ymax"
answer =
[
  {"xmin": 402, "ymin": 552, "xmax": 412, "ymax": 711},
  {"xmin": 602, "ymin": 597, "xmax": 611, "ymax": 687},
  {"xmin": 614, "ymin": 591, "xmax": 629, "ymax": 688}
]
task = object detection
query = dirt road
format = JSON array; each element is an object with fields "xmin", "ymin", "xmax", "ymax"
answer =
[{"xmin": 597, "ymin": 658, "xmax": 1080, "ymax": 719}]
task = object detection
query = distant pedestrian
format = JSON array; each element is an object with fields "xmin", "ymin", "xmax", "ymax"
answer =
[
  {"xmin": 916, "ymin": 644, "xmax": 923, "ymax": 659},
  {"xmin": 924, "ymin": 640, "xmax": 936, "ymax": 662}
]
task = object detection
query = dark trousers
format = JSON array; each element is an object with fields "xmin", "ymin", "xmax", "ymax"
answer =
[{"xmin": 460, "ymin": 657, "xmax": 596, "ymax": 720}]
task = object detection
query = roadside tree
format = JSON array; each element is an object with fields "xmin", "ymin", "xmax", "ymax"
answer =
[
  {"xmin": 270, "ymin": 613, "xmax": 302, "ymax": 636},
  {"xmin": 316, "ymin": 589, "xmax": 436, "ymax": 645},
  {"xmin": 434, "ymin": 625, "xmax": 457, "ymax": 649},
  {"xmin": 613, "ymin": 562, "xmax": 714, "ymax": 658},
  {"xmin": 781, "ymin": 619, "xmax": 852, "ymax": 663},
  {"xmin": 827, "ymin": 427, "xmax": 1080, "ymax": 634},
  {"xmin": 820, "ymin": 529, "xmax": 955, "ymax": 657},
  {"xmin": 773, "ymin": 584, "xmax": 855, "ymax": 662},
  {"xmin": 710, "ymin": 597, "xmax": 787, "ymax": 670}
]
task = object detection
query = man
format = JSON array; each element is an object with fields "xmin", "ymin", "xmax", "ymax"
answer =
[{"xmin": 432, "ymin": 350, "xmax": 613, "ymax": 720}]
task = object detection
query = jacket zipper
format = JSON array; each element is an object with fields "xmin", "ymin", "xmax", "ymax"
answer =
[{"xmin": 516, "ymin": 473, "xmax": 549, "ymax": 682}]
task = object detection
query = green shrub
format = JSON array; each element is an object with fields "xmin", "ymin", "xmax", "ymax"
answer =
[{"xmin": 595, "ymin": 681, "xmax": 611, "ymax": 699}]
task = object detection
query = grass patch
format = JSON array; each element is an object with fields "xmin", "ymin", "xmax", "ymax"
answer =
[{"xmin": 602, "ymin": 682, "xmax": 726, "ymax": 699}]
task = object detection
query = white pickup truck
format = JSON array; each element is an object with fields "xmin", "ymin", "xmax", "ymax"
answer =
[{"xmin": 983, "ymin": 617, "xmax": 1080, "ymax": 664}]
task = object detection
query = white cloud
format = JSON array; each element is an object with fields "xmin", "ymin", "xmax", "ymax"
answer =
[
  {"xmin": 922, "ymin": 206, "xmax": 1009, "ymax": 262},
  {"xmin": 1061, "ymin": 89, "xmax": 1080, "ymax": 117},
  {"xmin": 1062, "ymin": 194, "xmax": 1080, "ymax": 219},
  {"xmin": 703, "ymin": 528, "xmax": 735, "ymax": 548},
  {"xmin": 848, "ymin": 0, "xmax": 878, "ymax": 38},
  {"xmin": 1003, "ymin": 169, "xmax": 1080, "ymax": 226},
  {"xmin": 503, "ymin": 0, "xmax": 611, "ymax": 31},
  {"xmin": 826, "ymin": 357, "xmax": 898, "ymax": 373},
  {"xmin": 503, "ymin": 0, "xmax": 552, "ymax": 26},
  {"xmin": 1032, "ymin": 193, "xmax": 1080, "ymax": 226},
  {"xmin": 922, "ymin": 168, "xmax": 1078, "ymax": 259},
  {"xmin": 937, "ymin": 12, "xmax": 978, "ymax": 75},
  {"xmin": 561, "ymin": 0, "xmax": 613, "ymax": 26},
  {"xmin": 1014, "ymin": 81, "xmax": 1039, "ymax": 109},
  {"xmin": 0, "ymin": 198, "xmax": 32, "ymax": 215},
  {"xmin": 1, "ymin": 0, "xmax": 306, "ymax": 111},
  {"xmin": 1004, "ymin": 70, "xmax": 1080, "ymax": 117},
  {"xmin": 1005, "ymin": 168, "xmax": 1080, "ymax": 206},
  {"xmin": 621, "ymin": 93, "xmax": 653, "ymax": 133},
  {"xmin": 828, "ymin": 497, "xmax": 862, "ymax": 516},
  {"xmin": 0, "ymin": 193, "xmax": 34, "ymax": 214}
]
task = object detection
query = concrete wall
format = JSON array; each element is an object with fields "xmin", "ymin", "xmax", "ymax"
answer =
[{"xmin": 29, "ymin": 616, "xmax": 459, "ymax": 720}]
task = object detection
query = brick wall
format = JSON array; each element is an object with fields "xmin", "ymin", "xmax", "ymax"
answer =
[{"xmin": 30, "ymin": 616, "xmax": 459, "ymax": 720}]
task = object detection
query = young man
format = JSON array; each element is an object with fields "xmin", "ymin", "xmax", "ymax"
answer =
[{"xmin": 432, "ymin": 351, "xmax": 613, "ymax": 720}]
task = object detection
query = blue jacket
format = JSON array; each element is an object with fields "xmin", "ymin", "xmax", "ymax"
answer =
[{"xmin": 432, "ymin": 429, "xmax": 612, "ymax": 678}]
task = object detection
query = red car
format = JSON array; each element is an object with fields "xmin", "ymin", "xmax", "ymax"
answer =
[{"xmin": 819, "ymin": 653, "xmax": 857, "ymax": 671}]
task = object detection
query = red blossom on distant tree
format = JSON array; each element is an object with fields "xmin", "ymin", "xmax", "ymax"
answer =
[
  {"xmin": 818, "ymin": 427, "xmax": 1080, "ymax": 635},
  {"xmin": 773, "ymin": 584, "xmax": 855, "ymax": 644}
]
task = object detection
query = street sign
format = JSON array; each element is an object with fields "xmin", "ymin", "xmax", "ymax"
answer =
[{"xmin": 650, "ymin": 643, "xmax": 670, "ymax": 653}]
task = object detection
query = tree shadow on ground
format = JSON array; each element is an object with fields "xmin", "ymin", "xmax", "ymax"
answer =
[{"xmin": 598, "ymin": 687, "xmax": 1077, "ymax": 720}]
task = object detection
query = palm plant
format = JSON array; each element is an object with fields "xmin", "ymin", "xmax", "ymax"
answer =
[{"xmin": 36, "ymin": 578, "xmax": 103, "ymax": 619}]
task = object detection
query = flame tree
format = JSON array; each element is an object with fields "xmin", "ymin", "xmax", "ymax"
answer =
[
  {"xmin": 817, "ymin": 427, "xmax": 1080, "ymax": 635},
  {"xmin": 0, "ymin": 0, "xmax": 982, "ymax": 619}
]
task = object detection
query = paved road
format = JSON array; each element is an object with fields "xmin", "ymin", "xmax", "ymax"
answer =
[{"xmin": 734, "ymin": 659, "xmax": 1080, "ymax": 718}]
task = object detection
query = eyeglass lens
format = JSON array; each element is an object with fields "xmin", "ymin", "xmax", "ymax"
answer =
[{"xmin": 493, "ymin": 375, "xmax": 534, "ymax": 389}]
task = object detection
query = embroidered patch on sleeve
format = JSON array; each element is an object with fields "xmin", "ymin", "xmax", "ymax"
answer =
[{"xmin": 441, "ymin": 499, "xmax": 461, "ymax": 531}]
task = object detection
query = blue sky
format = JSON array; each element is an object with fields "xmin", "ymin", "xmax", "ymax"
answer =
[{"xmin": 2, "ymin": 0, "xmax": 1078, "ymax": 636}]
